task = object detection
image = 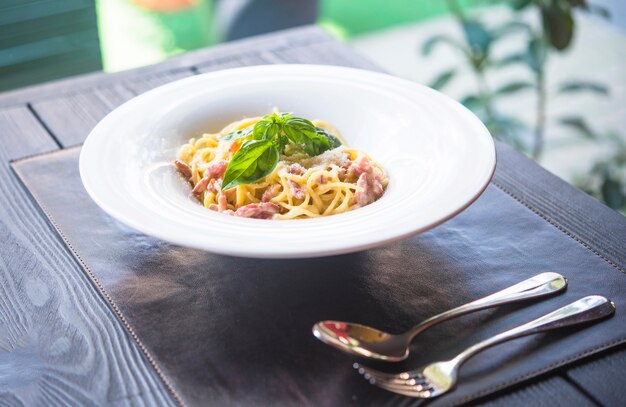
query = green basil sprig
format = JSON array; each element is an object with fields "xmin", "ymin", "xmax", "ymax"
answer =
[{"xmin": 221, "ymin": 112, "xmax": 342, "ymax": 190}]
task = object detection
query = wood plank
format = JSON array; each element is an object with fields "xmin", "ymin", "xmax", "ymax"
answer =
[
  {"xmin": 0, "ymin": 107, "xmax": 176, "ymax": 406},
  {"xmin": 120, "ymin": 68, "xmax": 194, "ymax": 96},
  {"xmin": 30, "ymin": 68, "xmax": 195, "ymax": 147},
  {"xmin": 30, "ymin": 85, "xmax": 134, "ymax": 147},
  {"xmin": 0, "ymin": 25, "xmax": 333, "ymax": 108},
  {"xmin": 474, "ymin": 376, "xmax": 596, "ymax": 407},
  {"xmin": 267, "ymin": 40, "xmax": 385, "ymax": 72},
  {"xmin": 0, "ymin": 106, "xmax": 57, "ymax": 159},
  {"xmin": 566, "ymin": 343, "xmax": 626, "ymax": 406},
  {"xmin": 194, "ymin": 52, "xmax": 274, "ymax": 73}
]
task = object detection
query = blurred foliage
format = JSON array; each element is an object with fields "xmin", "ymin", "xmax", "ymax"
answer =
[{"xmin": 422, "ymin": 0, "xmax": 625, "ymax": 213}]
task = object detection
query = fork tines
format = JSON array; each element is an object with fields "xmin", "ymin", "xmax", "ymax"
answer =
[{"xmin": 353, "ymin": 363, "xmax": 435, "ymax": 398}]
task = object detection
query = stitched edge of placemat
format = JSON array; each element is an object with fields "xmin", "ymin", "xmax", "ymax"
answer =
[{"xmin": 9, "ymin": 147, "xmax": 626, "ymax": 406}]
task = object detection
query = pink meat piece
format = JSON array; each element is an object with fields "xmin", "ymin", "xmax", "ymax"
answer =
[
  {"xmin": 218, "ymin": 193, "xmax": 228, "ymax": 212},
  {"xmin": 193, "ymin": 161, "xmax": 228, "ymax": 195},
  {"xmin": 192, "ymin": 177, "xmax": 211, "ymax": 195},
  {"xmin": 207, "ymin": 178, "xmax": 222, "ymax": 194},
  {"xmin": 206, "ymin": 160, "xmax": 228, "ymax": 179},
  {"xmin": 347, "ymin": 155, "xmax": 372, "ymax": 178},
  {"xmin": 355, "ymin": 173, "xmax": 384, "ymax": 207},
  {"xmin": 261, "ymin": 184, "xmax": 281, "ymax": 202},
  {"xmin": 288, "ymin": 180, "xmax": 305, "ymax": 200},
  {"xmin": 234, "ymin": 202, "xmax": 280, "ymax": 219},
  {"xmin": 173, "ymin": 160, "xmax": 192, "ymax": 179},
  {"xmin": 336, "ymin": 167, "xmax": 347, "ymax": 181},
  {"xmin": 288, "ymin": 164, "xmax": 305, "ymax": 175}
]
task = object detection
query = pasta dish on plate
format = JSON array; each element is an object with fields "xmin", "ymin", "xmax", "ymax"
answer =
[{"xmin": 173, "ymin": 111, "xmax": 387, "ymax": 220}]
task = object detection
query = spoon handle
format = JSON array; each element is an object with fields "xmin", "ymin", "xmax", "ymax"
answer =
[
  {"xmin": 451, "ymin": 295, "xmax": 615, "ymax": 366},
  {"xmin": 409, "ymin": 272, "xmax": 567, "ymax": 339}
]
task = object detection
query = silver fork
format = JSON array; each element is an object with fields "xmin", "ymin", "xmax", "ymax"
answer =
[{"xmin": 355, "ymin": 295, "xmax": 615, "ymax": 398}]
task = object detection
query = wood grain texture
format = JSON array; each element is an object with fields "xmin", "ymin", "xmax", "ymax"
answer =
[
  {"xmin": 475, "ymin": 376, "xmax": 596, "ymax": 407},
  {"xmin": 30, "ymin": 84, "xmax": 134, "ymax": 148},
  {"xmin": 30, "ymin": 68, "xmax": 195, "ymax": 148},
  {"xmin": 0, "ymin": 106, "xmax": 175, "ymax": 406},
  {"xmin": 565, "ymin": 344, "xmax": 626, "ymax": 406}
]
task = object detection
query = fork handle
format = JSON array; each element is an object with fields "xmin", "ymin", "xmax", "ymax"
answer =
[
  {"xmin": 409, "ymin": 272, "xmax": 567, "ymax": 339},
  {"xmin": 451, "ymin": 295, "xmax": 615, "ymax": 366}
]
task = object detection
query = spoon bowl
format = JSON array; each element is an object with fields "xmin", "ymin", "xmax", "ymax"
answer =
[{"xmin": 313, "ymin": 321, "xmax": 410, "ymax": 361}]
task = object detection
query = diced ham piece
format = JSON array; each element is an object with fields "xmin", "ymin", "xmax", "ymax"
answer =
[
  {"xmin": 261, "ymin": 184, "xmax": 281, "ymax": 202},
  {"xmin": 207, "ymin": 178, "xmax": 222, "ymax": 194},
  {"xmin": 173, "ymin": 160, "xmax": 192, "ymax": 179},
  {"xmin": 192, "ymin": 176, "xmax": 211, "ymax": 195},
  {"xmin": 193, "ymin": 161, "xmax": 228, "ymax": 195},
  {"xmin": 337, "ymin": 167, "xmax": 347, "ymax": 181},
  {"xmin": 206, "ymin": 160, "xmax": 228, "ymax": 179},
  {"xmin": 347, "ymin": 155, "xmax": 372, "ymax": 178},
  {"xmin": 234, "ymin": 202, "xmax": 280, "ymax": 219},
  {"xmin": 355, "ymin": 173, "xmax": 384, "ymax": 207},
  {"xmin": 288, "ymin": 163, "xmax": 305, "ymax": 175},
  {"xmin": 218, "ymin": 193, "xmax": 228, "ymax": 212},
  {"xmin": 288, "ymin": 180, "xmax": 305, "ymax": 200},
  {"xmin": 208, "ymin": 204, "xmax": 234, "ymax": 216}
]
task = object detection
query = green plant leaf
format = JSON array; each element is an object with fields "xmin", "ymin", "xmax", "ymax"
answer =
[
  {"xmin": 541, "ymin": 2, "xmax": 575, "ymax": 50},
  {"xmin": 527, "ymin": 37, "xmax": 547, "ymax": 73},
  {"xmin": 587, "ymin": 4, "xmax": 611, "ymax": 19},
  {"xmin": 459, "ymin": 94, "xmax": 484, "ymax": 110},
  {"xmin": 428, "ymin": 69, "xmax": 456, "ymax": 90},
  {"xmin": 220, "ymin": 126, "xmax": 253, "ymax": 141},
  {"xmin": 557, "ymin": 81, "xmax": 609, "ymax": 95},
  {"xmin": 283, "ymin": 117, "xmax": 331, "ymax": 156},
  {"xmin": 558, "ymin": 116, "xmax": 596, "ymax": 139},
  {"xmin": 421, "ymin": 34, "xmax": 463, "ymax": 56},
  {"xmin": 490, "ymin": 21, "xmax": 532, "ymax": 38},
  {"xmin": 253, "ymin": 120, "xmax": 281, "ymax": 141},
  {"xmin": 601, "ymin": 178, "xmax": 625, "ymax": 210},
  {"xmin": 494, "ymin": 81, "xmax": 535, "ymax": 96},
  {"xmin": 317, "ymin": 128, "xmax": 342, "ymax": 149},
  {"xmin": 222, "ymin": 139, "xmax": 279, "ymax": 190},
  {"xmin": 508, "ymin": 0, "xmax": 532, "ymax": 10},
  {"xmin": 490, "ymin": 52, "xmax": 527, "ymax": 68},
  {"xmin": 462, "ymin": 19, "xmax": 492, "ymax": 57}
]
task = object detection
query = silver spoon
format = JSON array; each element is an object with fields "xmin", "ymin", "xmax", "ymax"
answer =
[{"xmin": 312, "ymin": 272, "xmax": 567, "ymax": 361}]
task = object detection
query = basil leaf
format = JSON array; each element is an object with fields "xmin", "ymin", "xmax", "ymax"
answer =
[
  {"xmin": 284, "ymin": 118, "xmax": 331, "ymax": 156},
  {"xmin": 222, "ymin": 140, "xmax": 279, "ymax": 190},
  {"xmin": 220, "ymin": 126, "xmax": 253, "ymax": 141},
  {"xmin": 253, "ymin": 120, "xmax": 281, "ymax": 141},
  {"xmin": 316, "ymin": 127, "xmax": 342, "ymax": 149}
]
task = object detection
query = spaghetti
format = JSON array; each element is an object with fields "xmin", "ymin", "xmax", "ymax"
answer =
[{"xmin": 174, "ymin": 116, "xmax": 388, "ymax": 219}]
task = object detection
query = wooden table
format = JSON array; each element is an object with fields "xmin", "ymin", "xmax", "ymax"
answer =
[{"xmin": 0, "ymin": 26, "xmax": 624, "ymax": 406}]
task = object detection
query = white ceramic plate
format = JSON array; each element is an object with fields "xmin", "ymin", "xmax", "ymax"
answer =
[{"xmin": 80, "ymin": 65, "xmax": 495, "ymax": 258}]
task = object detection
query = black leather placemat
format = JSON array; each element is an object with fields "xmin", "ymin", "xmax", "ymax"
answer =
[{"xmin": 12, "ymin": 146, "xmax": 626, "ymax": 407}]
